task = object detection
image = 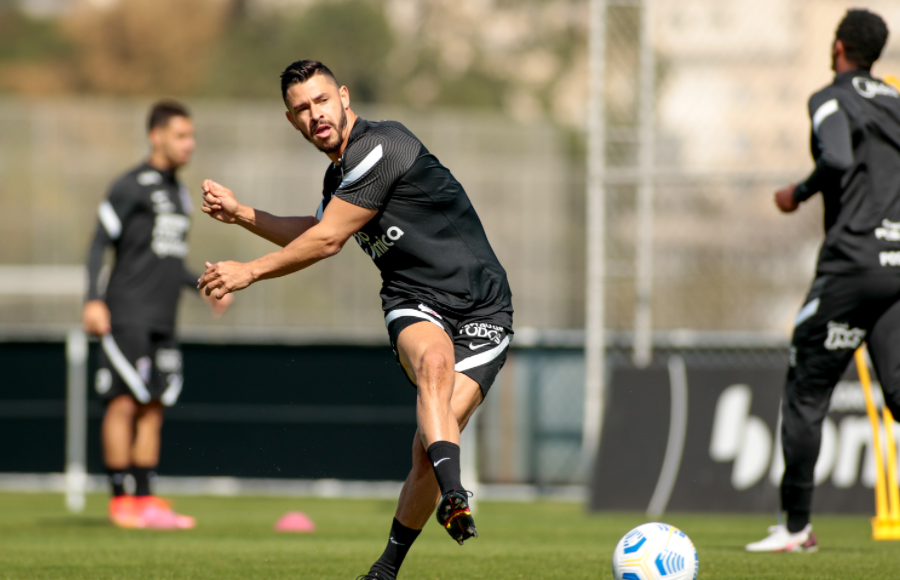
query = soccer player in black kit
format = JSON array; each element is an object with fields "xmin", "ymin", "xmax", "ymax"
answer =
[
  {"xmin": 83, "ymin": 100, "xmax": 232, "ymax": 529},
  {"xmin": 746, "ymin": 9, "xmax": 900, "ymax": 552},
  {"xmin": 198, "ymin": 60, "xmax": 513, "ymax": 578}
]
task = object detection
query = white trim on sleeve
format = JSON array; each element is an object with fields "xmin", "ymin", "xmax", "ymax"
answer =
[
  {"xmin": 98, "ymin": 201, "xmax": 122, "ymax": 240},
  {"xmin": 340, "ymin": 145, "xmax": 383, "ymax": 187},
  {"xmin": 812, "ymin": 99, "xmax": 839, "ymax": 134},
  {"xmin": 794, "ymin": 297, "xmax": 820, "ymax": 328}
]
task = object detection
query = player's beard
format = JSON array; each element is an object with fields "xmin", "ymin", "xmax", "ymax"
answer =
[{"xmin": 307, "ymin": 109, "xmax": 348, "ymax": 155}]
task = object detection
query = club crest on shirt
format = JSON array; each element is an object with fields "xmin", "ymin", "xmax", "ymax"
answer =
[
  {"xmin": 136, "ymin": 356, "xmax": 152, "ymax": 384},
  {"xmin": 418, "ymin": 303, "xmax": 442, "ymax": 319},
  {"xmin": 137, "ymin": 171, "xmax": 162, "ymax": 186}
]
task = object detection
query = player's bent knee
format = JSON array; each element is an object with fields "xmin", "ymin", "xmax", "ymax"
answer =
[{"xmin": 414, "ymin": 350, "xmax": 454, "ymax": 390}]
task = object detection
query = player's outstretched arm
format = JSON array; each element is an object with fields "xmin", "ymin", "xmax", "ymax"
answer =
[
  {"xmin": 201, "ymin": 179, "xmax": 318, "ymax": 247},
  {"xmin": 198, "ymin": 197, "xmax": 377, "ymax": 298}
]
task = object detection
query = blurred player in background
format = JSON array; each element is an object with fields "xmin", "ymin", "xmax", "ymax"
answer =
[
  {"xmin": 82, "ymin": 100, "xmax": 232, "ymax": 529},
  {"xmin": 747, "ymin": 9, "xmax": 900, "ymax": 552},
  {"xmin": 198, "ymin": 60, "xmax": 513, "ymax": 579}
]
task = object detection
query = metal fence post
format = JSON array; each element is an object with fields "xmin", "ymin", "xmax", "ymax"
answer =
[
  {"xmin": 66, "ymin": 329, "xmax": 88, "ymax": 513},
  {"xmin": 584, "ymin": 0, "xmax": 608, "ymax": 479},
  {"xmin": 633, "ymin": 0, "xmax": 656, "ymax": 368}
]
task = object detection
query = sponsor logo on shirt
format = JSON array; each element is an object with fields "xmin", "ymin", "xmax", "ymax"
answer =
[
  {"xmin": 875, "ymin": 219, "xmax": 900, "ymax": 241},
  {"xmin": 152, "ymin": 214, "xmax": 190, "ymax": 259},
  {"xmin": 459, "ymin": 322, "xmax": 504, "ymax": 345},
  {"xmin": 353, "ymin": 226, "xmax": 404, "ymax": 260},
  {"xmin": 151, "ymin": 190, "xmax": 177, "ymax": 214},
  {"xmin": 879, "ymin": 251, "xmax": 900, "ymax": 266},
  {"xmin": 824, "ymin": 321, "xmax": 865, "ymax": 350},
  {"xmin": 852, "ymin": 77, "xmax": 899, "ymax": 99}
]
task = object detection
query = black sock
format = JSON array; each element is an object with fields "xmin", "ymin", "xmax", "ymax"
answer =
[
  {"xmin": 426, "ymin": 441, "xmax": 462, "ymax": 495},
  {"xmin": 787, "ymin": 510, "xmax": 810, "ymax": 533},
  {"xmin": 368, "ymin": 518, "xmax": 421, "ymax": 580},
  {"xmin": 131, "ymin": 466, "xmax": 156, "ymax": 497},
  {"xmin": 107, "ymin": 468, "xmax": 127, "ymax": 497}
]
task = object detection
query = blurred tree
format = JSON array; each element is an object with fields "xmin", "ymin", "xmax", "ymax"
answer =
[
  {"xmin": 0, "ymin": 5, "xmax": 74, "ymax": 94},
  {"xmin": 208, "ymin": 0, "xmax": 394, "ymax": 102},
  {"xmin": 0, "ymin": 0, "xmax": 590, "ymax": 126},
  {"xmin": 63, "ymin": 0, "xmax": 229, "ymax": 95}
]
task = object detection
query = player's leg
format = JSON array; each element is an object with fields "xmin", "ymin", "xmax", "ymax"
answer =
[
  {"xmin": 866, "ymin": 289, "xmax": 900, "ymax": 420},
  {"xmin": 747, "ymin": 276, "xmax": 862, "ymax": 552},
  {"xmin": 130, "ymin": 335, "xmax": 194, "ymax": 529},
  {"xmin": 397, "ymin": 375, "xmax": 480, "ymax": 527},
  {"xmin": 102, "ymin": 394, "xmax": 137, "ymax": 494},
  {"xmin": 395, "ymin": 320, "xmax": 483, "ymax": 547},
  {"xmin": 97, "ymin": 328, "xmax": 156, "ymax": 527},
  {"xmin": 131, "ymin": 401, "xmax": 163, "ymax": 497},
  {"xmin": 396, "ymin": 321, "xmax": 459, "ymax": 447},
  {"xmin": 364, "ymin": 374, "xmax": 482, "ymax": 580},
  {"xmin": 363, "ymin": 313, "xmax": 512, "ymax": 578}
]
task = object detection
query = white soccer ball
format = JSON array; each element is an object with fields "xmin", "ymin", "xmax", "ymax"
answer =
[{"xmin": 611, "ymin": 522, "xmax": 698, "ymax": 580}]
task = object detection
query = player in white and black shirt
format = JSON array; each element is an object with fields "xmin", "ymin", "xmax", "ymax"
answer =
[
  {"xmin": 747, "ymin": 10, "xmax": 900, "ymax": 552},
  {"xmin": 198, "ymin": 60, "xmax": 513, "ymax": 578},
  {"xmin": 82, "ymin": 100, "xmax": 231, "ymax": 529}
]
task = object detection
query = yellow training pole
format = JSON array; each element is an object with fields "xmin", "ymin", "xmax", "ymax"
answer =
[
  {"xmin": 855, "ymin": 347, "xmax": 890, "ymax": 538},
  {"xmin": 885, "ymin": 75, "xmax": 900, "ymax": 91},
  {"xmin": 882, "ymin": 404, "xmax": 900, "ymax": 532}
]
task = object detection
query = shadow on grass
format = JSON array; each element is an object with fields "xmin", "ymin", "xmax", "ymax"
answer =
[{"xmin": 37, "ymin": 516, "xmax": 109, "ymax": 528}]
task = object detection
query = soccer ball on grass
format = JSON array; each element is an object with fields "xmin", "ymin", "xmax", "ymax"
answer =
[{"xmin": 611, "ymin": 522, "xmax": 698, "ymax": 580}]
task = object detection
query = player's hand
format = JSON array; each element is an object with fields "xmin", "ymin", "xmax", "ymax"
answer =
[
  {"xmin": 774, "ymin": 184, "xmax": 799, "ymax": 213},
  {"xmin": 200, "ymin": 288, "xmax": 234, "ymax": 318},
  {"xmin": 198, "ymin": 260, "xmax": 254, "ymax": 298},
  {"xmin": 201, "ymin": 179, "xmax": 243, "ymax": 224},
  {"xmin": 82, "ymin": 300, "xmax": 111, "ymax": 336}
]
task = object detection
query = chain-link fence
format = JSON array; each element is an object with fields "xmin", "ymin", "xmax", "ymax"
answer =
[
  {"xmin": 7, "ymin": 1, "xmax": 899, "ymax": 341},
  {"xmin": 3, "ymin": 0, "xmax": 900, "ymax": 487},
  {"xmin": 0, "ymin": 98, "xmax": 585, "ymax": 335}
]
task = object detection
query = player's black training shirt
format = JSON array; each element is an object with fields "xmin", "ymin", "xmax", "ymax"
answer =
[
  {"xmin": 795, "ymin": 70, "xmax": 900, "ymax": 275},
  {"xmin": 318, "ymin": 118, "xmax": 512, "ymax": 316},
  {"xmin": 86, "ymin": 162, "xmax": 197, "ymax": 331}
]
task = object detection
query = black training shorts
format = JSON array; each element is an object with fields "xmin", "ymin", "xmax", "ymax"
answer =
[
  {"xmin": 95, "ymin": 326, "xmax": 184, "ymax": 406},
  {"xmin": 385, "ymin": 300, "xmax": 513, "ymax": 397}
]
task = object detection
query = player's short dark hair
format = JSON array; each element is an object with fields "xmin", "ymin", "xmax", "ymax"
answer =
[
  {"xmin": 280, "ymin": 60, "xmax": 339, "ymax": 100},
  {"xmin": 836, "ymin": 9, "xmax": 889, "ymax": 70},
  {"xmin": 147, "ymin": 100, "xmax": 190, "ymax": 133}
]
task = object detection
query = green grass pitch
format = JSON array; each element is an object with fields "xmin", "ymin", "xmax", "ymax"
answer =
[{"xmin": 0, "ymin": 492, "xmax": 897, "ymax": 579}]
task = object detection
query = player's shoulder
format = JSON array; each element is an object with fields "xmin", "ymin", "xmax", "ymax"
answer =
[
  {"xmin": 807, "ymin": 84, "xmax": 843, "ymax": 113},
  {"xmin": 345, "ymin": 118, "xmax": 422, "ymax": 163},
  {"xmin": 111, "ymin": 164, "xmax": 163, "ymax": 195}
]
